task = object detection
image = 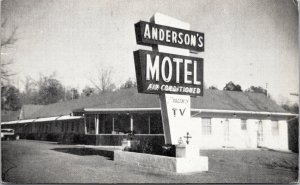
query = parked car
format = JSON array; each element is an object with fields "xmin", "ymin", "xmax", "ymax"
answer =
[{"xmin": 1, "ymin": 128, "xmax": 19, "ymax": 141}]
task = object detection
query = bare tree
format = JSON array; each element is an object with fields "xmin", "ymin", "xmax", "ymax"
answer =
[
  {"xmin": 90, "ymin": 67, "xmax": 116, "ymax": 94},
  {"xmin": 1, "ymin": 19, "xmax": 18, "ymax": 84}
]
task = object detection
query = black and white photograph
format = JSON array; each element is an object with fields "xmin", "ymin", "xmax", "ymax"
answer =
[{"xmin": 1, "ymin": 0, "xmax": 299, "ymax": 183}]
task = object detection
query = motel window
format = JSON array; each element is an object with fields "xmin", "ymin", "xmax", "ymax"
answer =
[
  {"xmin": 65, "ymin": 122, "xmax": 68, "ymax": 132},
  {"xmin": 71, "ymin": 122, "xmax": 75, "ymax": 132},
  {"xmin": 68, "ymin": 122, "xmax": 72, "ymax": 132},
  {"xmin": 202, "ymin": 118, "xmax": 212, "ymax": 135},
  {"xmin": 45, "ymin": 123, "xmax": 48, "ymax": 133},
  {"xmin": 63, "ymin": 122, "xmax": 66, "ymax": 132},
  {"xmin": 50, "ymin": 122, "xmax": 53, "ymax": 132},
  {"xmin": 150, "ymin": 114, "xmax": 163, "ymax": 134},
  {"xmin": 114, "ymin": 114, "xmax": 131, "ymax": 134},
  {"xmin": 99, "ymin": 114, "xmax": 113, "ymax": 134},
  {"xmin": 241, "ymin": 119, "xmax": 247, "ymax": 130},
  {"xmin": 65, "ymin": 121, "xmax": 69, "ymax": 132},
  {"xmin": 47, "ymin": 123, "xmax": 50, "ymax": 132},
  {"xmin": 86, "ymin": 114, "xmax": 96, "ymax": 134},
  {"xmin": 24, "ymin": 124, "xmax": 27, "ymax": 133},
  {"xmin": 62, "ymin": 122, "xmax": 64, "ymax": 132},
  {"xmin": 133, "ymin": 114, "xmax": 149, "ymax": 134},
  {"xmin": 271, "ymin": 120, "xmax": 279, "ymax": 136},
  {"xmin": 76, "ymin": 120, "xmax": 80, "ymax": 132}
]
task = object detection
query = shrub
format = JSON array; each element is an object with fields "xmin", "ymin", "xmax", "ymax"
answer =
[
  {"xmin": 126, "ymin": 140, "xmax": 175, "ymax": 157},
  {"xmin": 162, "ymin": 144, "xmax": 176, "ymax": 157}
]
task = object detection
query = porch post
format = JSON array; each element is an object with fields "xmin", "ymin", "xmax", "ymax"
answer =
[
  {"xmin": 148, "ymin": 116, "xmax": 151, "ymax": 134},
  {"xmin": 112, "ymin": 117, "xmax": 115, "ymax": 132},
  {"xmin": 95, "ymin": 114, "xmax": 99, "ymax": 134},
  {"xmin": 84, "ymin": 114, "xmax": 87, "ymax": 134},
  {"xmin": 130, "ymin": 114, "xmax": 133, "ymax": 132}
]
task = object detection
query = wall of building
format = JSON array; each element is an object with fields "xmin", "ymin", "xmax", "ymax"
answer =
[
  {"xmin": 2, "ymin": 111, "xmax": 291, "ymax": 151},
  {"xmin": 191, "ymin": 117, "xmax": 289, "ymax": 151},
  {"xmin": 259, "ymin": 120, "xmax": 288, "ymax": 151}
]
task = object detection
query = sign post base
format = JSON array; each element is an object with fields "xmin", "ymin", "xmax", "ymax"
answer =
[{"xmin": 175, "ymin": 144, "xmax": 208, "ymax": 172}]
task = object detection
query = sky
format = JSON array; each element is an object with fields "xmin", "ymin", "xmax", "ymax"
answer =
[{"xmin": 1, "ymin": 0, "xmax": 299, "ymax": 104}]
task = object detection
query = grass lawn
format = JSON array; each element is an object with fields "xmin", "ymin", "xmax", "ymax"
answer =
[
  {"xmin": 201, "ymin": 149, "xmax": 298, "ymax": 183},
  {"xmin": 2, "ymin": 140, "xmax": 298, "ymax": 183},
  {"xmin": 202, "ymin": 149, "xmax": 298, "ymax": 172}
]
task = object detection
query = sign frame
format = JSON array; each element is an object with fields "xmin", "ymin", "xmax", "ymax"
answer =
[{"xmin": 135, "ymin": 21, "xmax": 205, "ymax": 52}]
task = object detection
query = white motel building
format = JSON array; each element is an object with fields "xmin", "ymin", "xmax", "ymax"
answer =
[{"xmin": 1, "ymin": 88, "xmax": 297, "ymax": 151}]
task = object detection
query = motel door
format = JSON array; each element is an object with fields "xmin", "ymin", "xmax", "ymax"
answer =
[
  {"xmin": 223, "ymin": 119, "xmax": 231, "ymax": 147},
  {"xmin": 257, "ymin": 121, "xmax": 263, "ymax": 147}
]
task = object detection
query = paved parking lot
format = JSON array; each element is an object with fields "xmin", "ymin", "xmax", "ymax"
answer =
[{"xmin": 1, "ymin": 140, "xmax": 298, "ymax": 183}]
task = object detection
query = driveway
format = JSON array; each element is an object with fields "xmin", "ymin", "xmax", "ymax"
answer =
[{"xmin": 1, "ymin": 140, "xmax": 298, "ymax": 183}]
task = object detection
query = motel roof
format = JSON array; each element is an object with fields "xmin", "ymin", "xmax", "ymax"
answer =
[
  {"xmin": 21, "ymin": 88, "xmax": 291, "ymax": 119},
  {"xmin": 19, "ymin": 104, "xmax": 44, "ymax": 119},
  {"xmin": 1, "ymin": 115, "xmax": 83, "ymax": 125}
]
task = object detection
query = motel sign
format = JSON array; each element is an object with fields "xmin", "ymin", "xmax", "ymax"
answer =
[
  {"xmin": 134, "ymin": 13, "xmax": 205, "ymax": 145},
  {"xmin": 134, "ymin": 50, "xmax": 203, "ymax": 96},
  {"xmin": 135, "ymin": 21, "xmax": 204, "ymax": 52},
  {"xmin": 134, "ymin": 21, "xmax": 204, "ymax": 97}
]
